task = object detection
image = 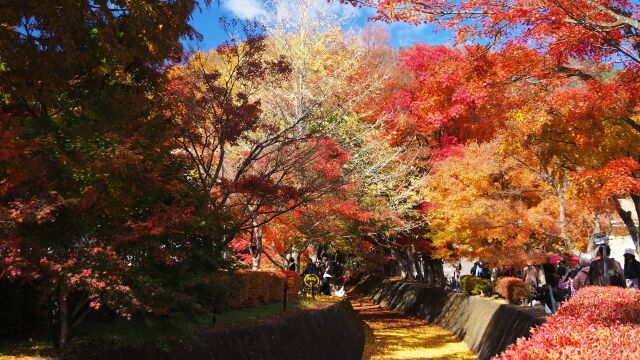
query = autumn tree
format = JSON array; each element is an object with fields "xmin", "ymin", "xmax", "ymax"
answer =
[
  {"xmin": 344, "ymin": 0, "xmax": 640, "ymax": 66},
  {"xmin": 0, "ymin": 0, "xmax": 217, "ymax": 347},
  {"xmin": 221, "ymin": 0, "xmax": 394, "ymax": 269},
  {"xmin": 248, "ymin": 195, "xmax": 374, "ymax": 271},
  {"xmin": 166, "ymin": 19, "xmax": 354, "ymax": 270},
  {"xmin": 345, "ymin": 0, "xmax": 640, "ymax": 250}
]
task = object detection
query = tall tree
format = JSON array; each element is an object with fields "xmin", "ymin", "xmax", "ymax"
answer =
[
  {"xmin": 230, "ymin": 0, "xmax": 393, "ymax": 268},
  {"xmin": 166, "ymin": 20, "xmax": 352, "ymax": 269},
  {"xmin": 0, "ymin": 0, "xmax": 209, "ymax": 347},
  {"xmin": 344, "ymin": 0, "xmax": 640, "ymax": 247}
]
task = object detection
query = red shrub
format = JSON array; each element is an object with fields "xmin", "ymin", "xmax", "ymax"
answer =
[
  {"xmin": 213, "ymin": 270, "xmax": 301, "ymax": 309},
  {"xmin": 495, "ymin": 287, "xmax": 640, "ymax": 360},
  {"xmin": 233, "ymin": 271, "xmax": 284, "ymax": 307},
  {"xmin": 554, "ymin": 286, "xmax": 640, "ymax": 324},
  {"xmin": 496, "ymin": 277, "xmax": 530, "ymax": 305},
  {"xmin": 278, "ymin": 270, "xmax": 301, "ymax": 298}
]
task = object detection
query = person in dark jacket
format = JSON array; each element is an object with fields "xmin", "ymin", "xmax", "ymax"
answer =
[
  {"xmin": 556, "ymin": 258, "xmax": 569, "ymax": 279},
  {"xmin": 623, "ymin": 248, "xmax": 640, "ymax": 289},
  {"xmin": 303, "ymin": 261, "xmax": 316, "ymax": 275},
  {"xmin": 589, "ymin": 245, "xmax": 625, "ymax": 287},
  {"xmin": 471, "ymin": 261, "xmax": 490, "ymax": 278},
  {"xmin": 542, "ymin": 258, "xmax": 558, "ymax": 288},
  {"xmin": 470, "ymin": 261, "xmax": 482, "ymax": 276}
]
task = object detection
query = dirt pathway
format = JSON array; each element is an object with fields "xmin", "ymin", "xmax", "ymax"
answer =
[{"xmin": 352, "ymin": 298, "xmax": 477, "ymax": 360}]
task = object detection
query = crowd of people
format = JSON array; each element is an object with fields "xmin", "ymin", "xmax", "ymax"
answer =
[
  {"xmin": 523, "ymin": 246, "xmax": 637, "ymax": 311},
  {"xmin": 301, "ymin": 254, "xmax": 344, "ymax": 296},
  {"xmin": 451, "ymin": 246, "xmax": 640, "ymax": 312}
]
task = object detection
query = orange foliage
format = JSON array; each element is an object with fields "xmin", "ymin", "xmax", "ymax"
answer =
[
  {"xmin": 214, "ymin": 270, "xmax": 300, "ymax": 308},
  {"xmin": 426, "ymin": 141, "xmax": 559, "ymax": 265}
]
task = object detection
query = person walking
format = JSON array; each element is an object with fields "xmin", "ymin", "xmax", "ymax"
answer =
[
  {"xmin": 303, "ymin": 261, "xmax": 316, "ymax": 275},
  {"xmin": 542, "ymin": 257, "xmax": 559, "ymax": 288},
  {"xmin": 589, "ymin": 245, "xmax": 625, "ymax": 287},
  {"xmin": 321, "ymin": 263, "xmax": 333, "ymax": 295},
  {"xmin": 470, "ymin": 261, "xmax": 483, "ymax": 277},
  {"xmin": 471, "ymin": 261, "xmax": 491, "ymax": 279},
  {"xmin": 623, "ymin": 248, "xmax": 640, "ymax": 289},
  {"xmin": 572, "ymin": 255, "xmax": 592, "ymax": 292},
  {"xmin": 522, "ymin": 263, "xmax": 538, "ymax": 291}
]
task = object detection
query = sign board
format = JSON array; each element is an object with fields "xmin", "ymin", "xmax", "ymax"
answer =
[
  {"xmin": 303, "ymin": 274, "xmax": 320, "ymax": 299},
  {"xmin": 591, "ymin": 232, "xmax": 609, "ymax": 246},
  {"xmin": 303, "ymin": 273, "xmax": 320, "ymax": 288}
]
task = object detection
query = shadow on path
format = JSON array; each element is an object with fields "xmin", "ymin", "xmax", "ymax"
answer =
[{"xmin": 353, "ymin": 297, "xmax": 477, "ymax": 360}]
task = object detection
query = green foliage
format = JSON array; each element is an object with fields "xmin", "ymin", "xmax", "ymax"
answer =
[
  {"xmin": 78, "ymin": 314, "xmax": 212, "ymax": 348},
  {"xmin": 215, "ymin": 302, "xmax": 287, "ymax": 325},
  {"xmin": 460, "ymin": 275, "xmax": 493, "ymax": 295},
  {"xmin": 75, "ymin": 301, "xmax": 287, "ymax": 348}
]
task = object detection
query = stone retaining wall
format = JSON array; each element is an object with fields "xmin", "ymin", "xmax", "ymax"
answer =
[
  {"xmin": 80, "ymin": 300, "xmax": 364, "ymax": 360},
  {"xmin": 353, "ymin": 274, "xmax": 546, "ymax": 360}
]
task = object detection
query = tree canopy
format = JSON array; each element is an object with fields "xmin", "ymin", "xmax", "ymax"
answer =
[{"xmin": 3, "ymin": 0, "xmax": 640, "ymax": 348}]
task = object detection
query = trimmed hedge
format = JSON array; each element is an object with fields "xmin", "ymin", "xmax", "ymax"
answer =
[
  {"xmin": 214, "ymin": 271, "xmax": 301, "ymax": 308},
  {"xmin": 280, "ymin": 270, "xmax": 301, "ymax": 298},
  {"xmin": 495, "ymin": 277, "xmax": 530, "ymax": 305},
  {"xmin": 496, "ymin": 286, "xmax": 640, "ymax": 359},
  {"xmin": 461, "ymin": 275, "xmax": 493, "ymax": 295}
]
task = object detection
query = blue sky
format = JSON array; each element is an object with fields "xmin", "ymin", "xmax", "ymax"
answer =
[{"xmin": 185, "ymin": 0, "xmax": 453, "ymax": 51}]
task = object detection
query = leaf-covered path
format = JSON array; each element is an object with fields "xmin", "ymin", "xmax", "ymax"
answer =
[{"xmin": 352, "ymin": 298, "xmax": 477, "ymax": 360}]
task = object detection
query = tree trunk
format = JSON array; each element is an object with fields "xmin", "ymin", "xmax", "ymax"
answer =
[
  {"xmin": 251, "ymin": 251, "xmax": 261, "ymax": 270},
  {"xmin": 392, "ymin": 248, "xmax": 408, "ymax": 280},
  {"xmin": 249, "ymin": 218, "xmax": 263, "ymax": 270},
  {"xmin": 557, "ymin": 174, "xmax": 571, "ymax": 249},
  {"xmin": 415, "ymin": 253, "xmax": 426, "ymax": 282},
  {"xmin": 250, "ymin": 236, "xmax": 262, "ymax": 271},
  {"xmin": 58, "ymin": 283, "xmax": 70, "ymax": 348},
  {"xmin": 587, "ymin": 213, "xmax": 601, "ymax": 254},
  {"xmin": 632, "ymin": 194, "xmax": 640, "ymax": 250},
  {"xmin": 613, "ymin": 195, "xmax": 640, "ymax": 250},
  {"xmin": 406, "ymin": 245, "xmax": 418, "ymax": 280},
  {"xmin": 428, "ymin": 257, "xmax": 446, "ymax": 288}
]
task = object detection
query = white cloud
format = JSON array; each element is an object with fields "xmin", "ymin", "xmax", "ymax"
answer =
[{"xmin": 223, "ymin": 0, "xmax": 266, "ymax": 19}]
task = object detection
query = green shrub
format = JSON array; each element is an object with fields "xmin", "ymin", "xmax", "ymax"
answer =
[{"xmin": 460, "ymin": 275, "xmax": 493, "ymax": 295}]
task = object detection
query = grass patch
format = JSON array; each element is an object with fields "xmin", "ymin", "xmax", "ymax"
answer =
[
  {"xmin": 0, "ymin": 299, "xmax": 308, "ymax": 358},
  {"xmin": 216, "ymin": 301, "xmax": 288, "ymax": 325},
  {"xmin": 76, "ymin": 313, "xmax": 212, "ymax": 347},
  {"xmin": 0, "ymin": 339, "xmax": 58, "ymax": 359},
  {"xmin": 79, "ymin": 301, "xmax": 296, "ymax": 347}
]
